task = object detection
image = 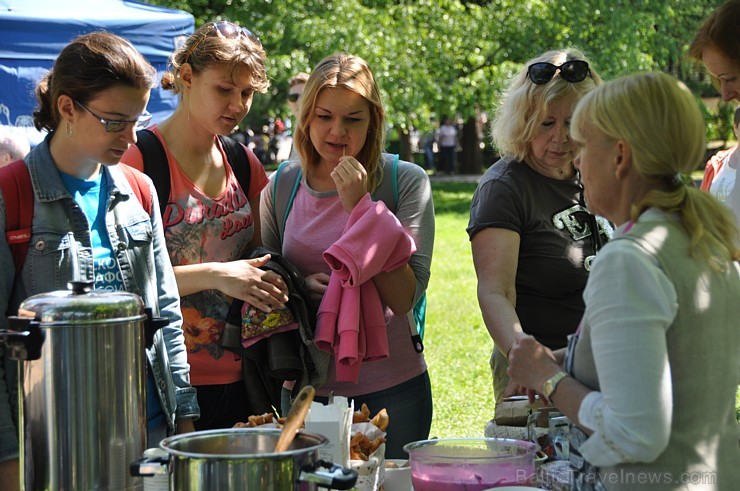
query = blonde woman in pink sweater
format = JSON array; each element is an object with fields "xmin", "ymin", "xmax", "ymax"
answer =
[{"xmin": 261, "ymin": 53, "xmax": 435, "ymax": 459}]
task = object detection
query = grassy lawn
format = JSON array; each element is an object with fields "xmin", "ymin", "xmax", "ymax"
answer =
[
  {"xmin": 425, "ymin": 181, "xmax": 494, "ymax": 439},
  {"xmin": 424, "ymin": 180, "xmax": 740, "ymax": 439}
]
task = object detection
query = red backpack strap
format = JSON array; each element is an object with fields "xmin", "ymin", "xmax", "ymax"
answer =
[
  {"xmin": 119, "ymin": 164, "xmax": 153, "ymax": 215},
  {"xmin": 0, "ymin": 159, "xmax": 34, "ymax": 275}
]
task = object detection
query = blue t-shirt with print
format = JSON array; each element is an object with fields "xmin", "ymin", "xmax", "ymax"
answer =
[
  {"xmin": 59, "ymin": 169, "xmax": 165, "ymax": 430},
  {"xmin": 58, "ymin": 170, "xmax": 124, "ymax": 291}
]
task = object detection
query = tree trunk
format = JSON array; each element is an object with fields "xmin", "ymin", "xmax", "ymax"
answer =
[{"xmin": 459, "ymin": 115, "xmax": 482, "ymax": 175}]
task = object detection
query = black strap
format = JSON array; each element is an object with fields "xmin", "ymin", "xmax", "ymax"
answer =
[
  {"xmin": 136, "ymin": 129, "xmax": 170, "ymax": 215},
  {"xmin": 135, "ymin": 130, "xmax": 252, "ymax": 217},
  {"xmin": 217, "ymin": 135, "xmax": 252, "ymax": 199}
]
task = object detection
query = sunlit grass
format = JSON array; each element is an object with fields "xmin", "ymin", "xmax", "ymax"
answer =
[{"xmin": 425, "ymin": 182, "xmax": 494, "ymax": 439}]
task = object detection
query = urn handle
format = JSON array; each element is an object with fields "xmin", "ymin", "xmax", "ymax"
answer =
[{"xmin": 0, "ymin": 316, "xmax": 44, "ymax": 360}]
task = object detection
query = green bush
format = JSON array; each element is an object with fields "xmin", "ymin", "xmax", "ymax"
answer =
[{"xmin": 702, "ymin": 99, "xmax": 735, "ymax": 143}]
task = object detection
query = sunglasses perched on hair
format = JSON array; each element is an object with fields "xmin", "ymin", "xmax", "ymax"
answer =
[
  {"xmin": 527, "ymin": 60, "xmax": 591, "ymax": 85},
  {"xmin": 184, "ymin": 21, "xmax": 261, "ymax": 63},
  {"xmin": 287, "ymin": 93, "xmax": 301, "ymax": 102},
  {"xmin": 73, "ymin": 100, "xmax": 152, "ymax": 133}
]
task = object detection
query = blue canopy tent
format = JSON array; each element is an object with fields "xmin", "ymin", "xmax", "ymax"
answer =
[{"xmin": 0, "ymin": 0, "xmax": 194, "ymax": 146}]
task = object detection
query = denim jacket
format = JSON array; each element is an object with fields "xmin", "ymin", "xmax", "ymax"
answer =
[{"xmin": 0, "ymin": 135, "xmax": 199, "ymax": 460}]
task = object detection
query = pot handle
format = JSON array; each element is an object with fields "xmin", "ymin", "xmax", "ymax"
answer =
[
  {"xmin": 0, "ymin": 316, "xmax": 44, "ymax": 361},
  {"xmin": 129, "ymin": 456, "xmax": 168, "ymax": 477},
  {"xmin": 299, "ymin": 460, "xmax": 357, "ymax": 490}
]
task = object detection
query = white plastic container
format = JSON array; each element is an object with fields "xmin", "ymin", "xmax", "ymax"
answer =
[
  {"xmin": 142, "ymin": 448, "xmax": 169, "ymax": 491},
  {"xmin": 383, "ymin": 459, "xmax": 411, "ymax": 491}
]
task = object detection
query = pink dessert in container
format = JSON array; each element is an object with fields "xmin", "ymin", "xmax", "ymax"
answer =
[{"xmin": 403, "ymin": 438, "xmax": 537, "ymax": 490}]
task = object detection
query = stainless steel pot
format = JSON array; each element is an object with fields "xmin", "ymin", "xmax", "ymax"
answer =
[
  {"xmin": 132, "ymin": 428, "xmax": 357, "ymax": 490},
  {"xmin": 0, "ymin": 281, "xmax": 159, "ymax": 491}
]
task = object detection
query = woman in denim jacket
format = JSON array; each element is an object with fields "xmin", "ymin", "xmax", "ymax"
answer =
[{"xmin": 0, "ymin": 32, "xmax": 199, "ymax": 490}]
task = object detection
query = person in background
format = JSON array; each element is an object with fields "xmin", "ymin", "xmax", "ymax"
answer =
[
  {"xmin": 0, "ymin": 32, "xmax": 199, "ymax": 491},
  {"xmin": 122, "ymin": 21, "xmax": 288, "ymax": 430},
  {"xmin": 287, "ymin": 72, "xmax": 309, "ymax": 161},
  {"xmin": 253, "ymin": 125, "xmax": 271, "ymax": 166},
  {"xmin": 229, "ymin": 125, "xmax": 249, "ymax": 145},
  {"xmin": 261, "ymin": 53, "xmax": 434, "ymax": 458},
  {"xmin": 701, "ymin": 106, "xmax": 740, "ymax": 204},
  {"xmin": 468, "ymin": 49, "xmax": 607, "ymax": 403},
  {"xmin": 273, "ymin": 117, "xmax": 285, "ymax": 136},
  {"xmin": 287, "ymin": 72, "xmax": 309, "ymax": 119},
  {"xmin": 418, "ymin": 129, "xmax": 435, "ymax": 171},
  {"xmin": 435, "ymin": 116, "xmax": 458, "ymax": 174},
  {"xmin": 0, "ymin": 126, "xmax": 30, "ymax": 166},
  {"xmin": 689, "ymin": 0, "xmax": 740, "ymax": 224},
  {"xmin": 508, "ymin": 71, "xmax": 740, "ymax": 490}
]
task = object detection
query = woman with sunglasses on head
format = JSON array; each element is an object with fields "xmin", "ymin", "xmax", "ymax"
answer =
[
  {"xmin": 122, "ymin": 21, "xmax": 288, "ymax": 430},
  {"xmin": 261, "ymin": 53, "xmax": 434, "ymax": 458},
  {"xmin": 509, "ymin": 71, "xmax": 740, "ymax": 490},
  {"xmin": 468, "ymin": 49, "xmax": 609, "ymax": 403},
  {"xmin": 689, "ymin": 0, "xmax": 740, "ymax": 225},
  {"xmin": 0, "ymin": 32, "xmax": 199, "ymax": 490}
]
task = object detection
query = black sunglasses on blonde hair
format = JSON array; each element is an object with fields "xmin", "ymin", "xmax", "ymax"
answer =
[
  {"xmin": 527, "ymin": 60, "xmax": 591, "ymax": 85},
  {"xmin": 184, "ymin": 21, "xmax": 261, "ymax": 64}
]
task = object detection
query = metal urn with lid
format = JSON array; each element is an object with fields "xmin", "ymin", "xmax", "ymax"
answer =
[{"xmin": 0, "ymin": 281, "xmax": 164, "ymax": 491}]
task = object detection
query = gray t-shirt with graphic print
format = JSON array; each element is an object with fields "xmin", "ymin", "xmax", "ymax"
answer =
[{"xmin": 467, "ymin": 157, "xmax": 608, "ymax": 349}]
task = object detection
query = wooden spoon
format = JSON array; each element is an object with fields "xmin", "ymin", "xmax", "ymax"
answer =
[{"xmin": 274, "ymin": 385, "xmax": 316, "ymax": 453}]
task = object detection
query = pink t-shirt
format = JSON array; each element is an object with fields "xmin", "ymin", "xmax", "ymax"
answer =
[
  {"xmin": 122, "ymin": 126, "xmax": 268, "ymax": 385},
  {"xmin": 283, "ymin": 185, "xmax": 427, "ymax": 397}
]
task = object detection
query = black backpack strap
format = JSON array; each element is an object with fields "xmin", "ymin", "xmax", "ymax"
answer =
[
  {"xmin": 218, "ymin": 135, "xmax": 252, "ymax": 197},
  {"xmin": 135, "ymin": 129, "xmax": 170, "ymax": 216}
]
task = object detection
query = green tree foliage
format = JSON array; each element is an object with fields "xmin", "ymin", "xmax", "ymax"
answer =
[{"xmin": 144, "ymin": 0, "xmax": 726, "ymax": 170}]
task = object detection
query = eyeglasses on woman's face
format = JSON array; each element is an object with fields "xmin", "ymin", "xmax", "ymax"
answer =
[
  {"xmin": 184, "ymin": 21, "xmax": 261, "ymax": 64},
  {"xmin": 73, "ymin": 99, "xmax": 152, "ymax": 133},
  {"xmin": 527, "ymin": 60, "xmax": 591, "ymax": 85}
]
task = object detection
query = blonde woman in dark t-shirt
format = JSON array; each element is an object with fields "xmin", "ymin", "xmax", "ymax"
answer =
[{"xmin": 467, "ymin": 48, "xmax": 607, "ymax": 403}]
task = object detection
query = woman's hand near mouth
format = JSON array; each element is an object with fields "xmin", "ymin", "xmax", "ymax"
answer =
[{"xmin": 331, "ymin": 155, "xmax": 368, "ymax": 213}]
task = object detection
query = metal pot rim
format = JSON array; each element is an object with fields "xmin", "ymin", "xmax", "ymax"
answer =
[
  {"xmin": 19, "ymin": 288, "xmax": 145, "ymax": 325},
  {"xmin": 159, "ymin": 427, "xmax": 329, "ymax": 460},
  {"xmin": 31, "ymin": 315, "xmax": 148, "ymax": 327}
]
